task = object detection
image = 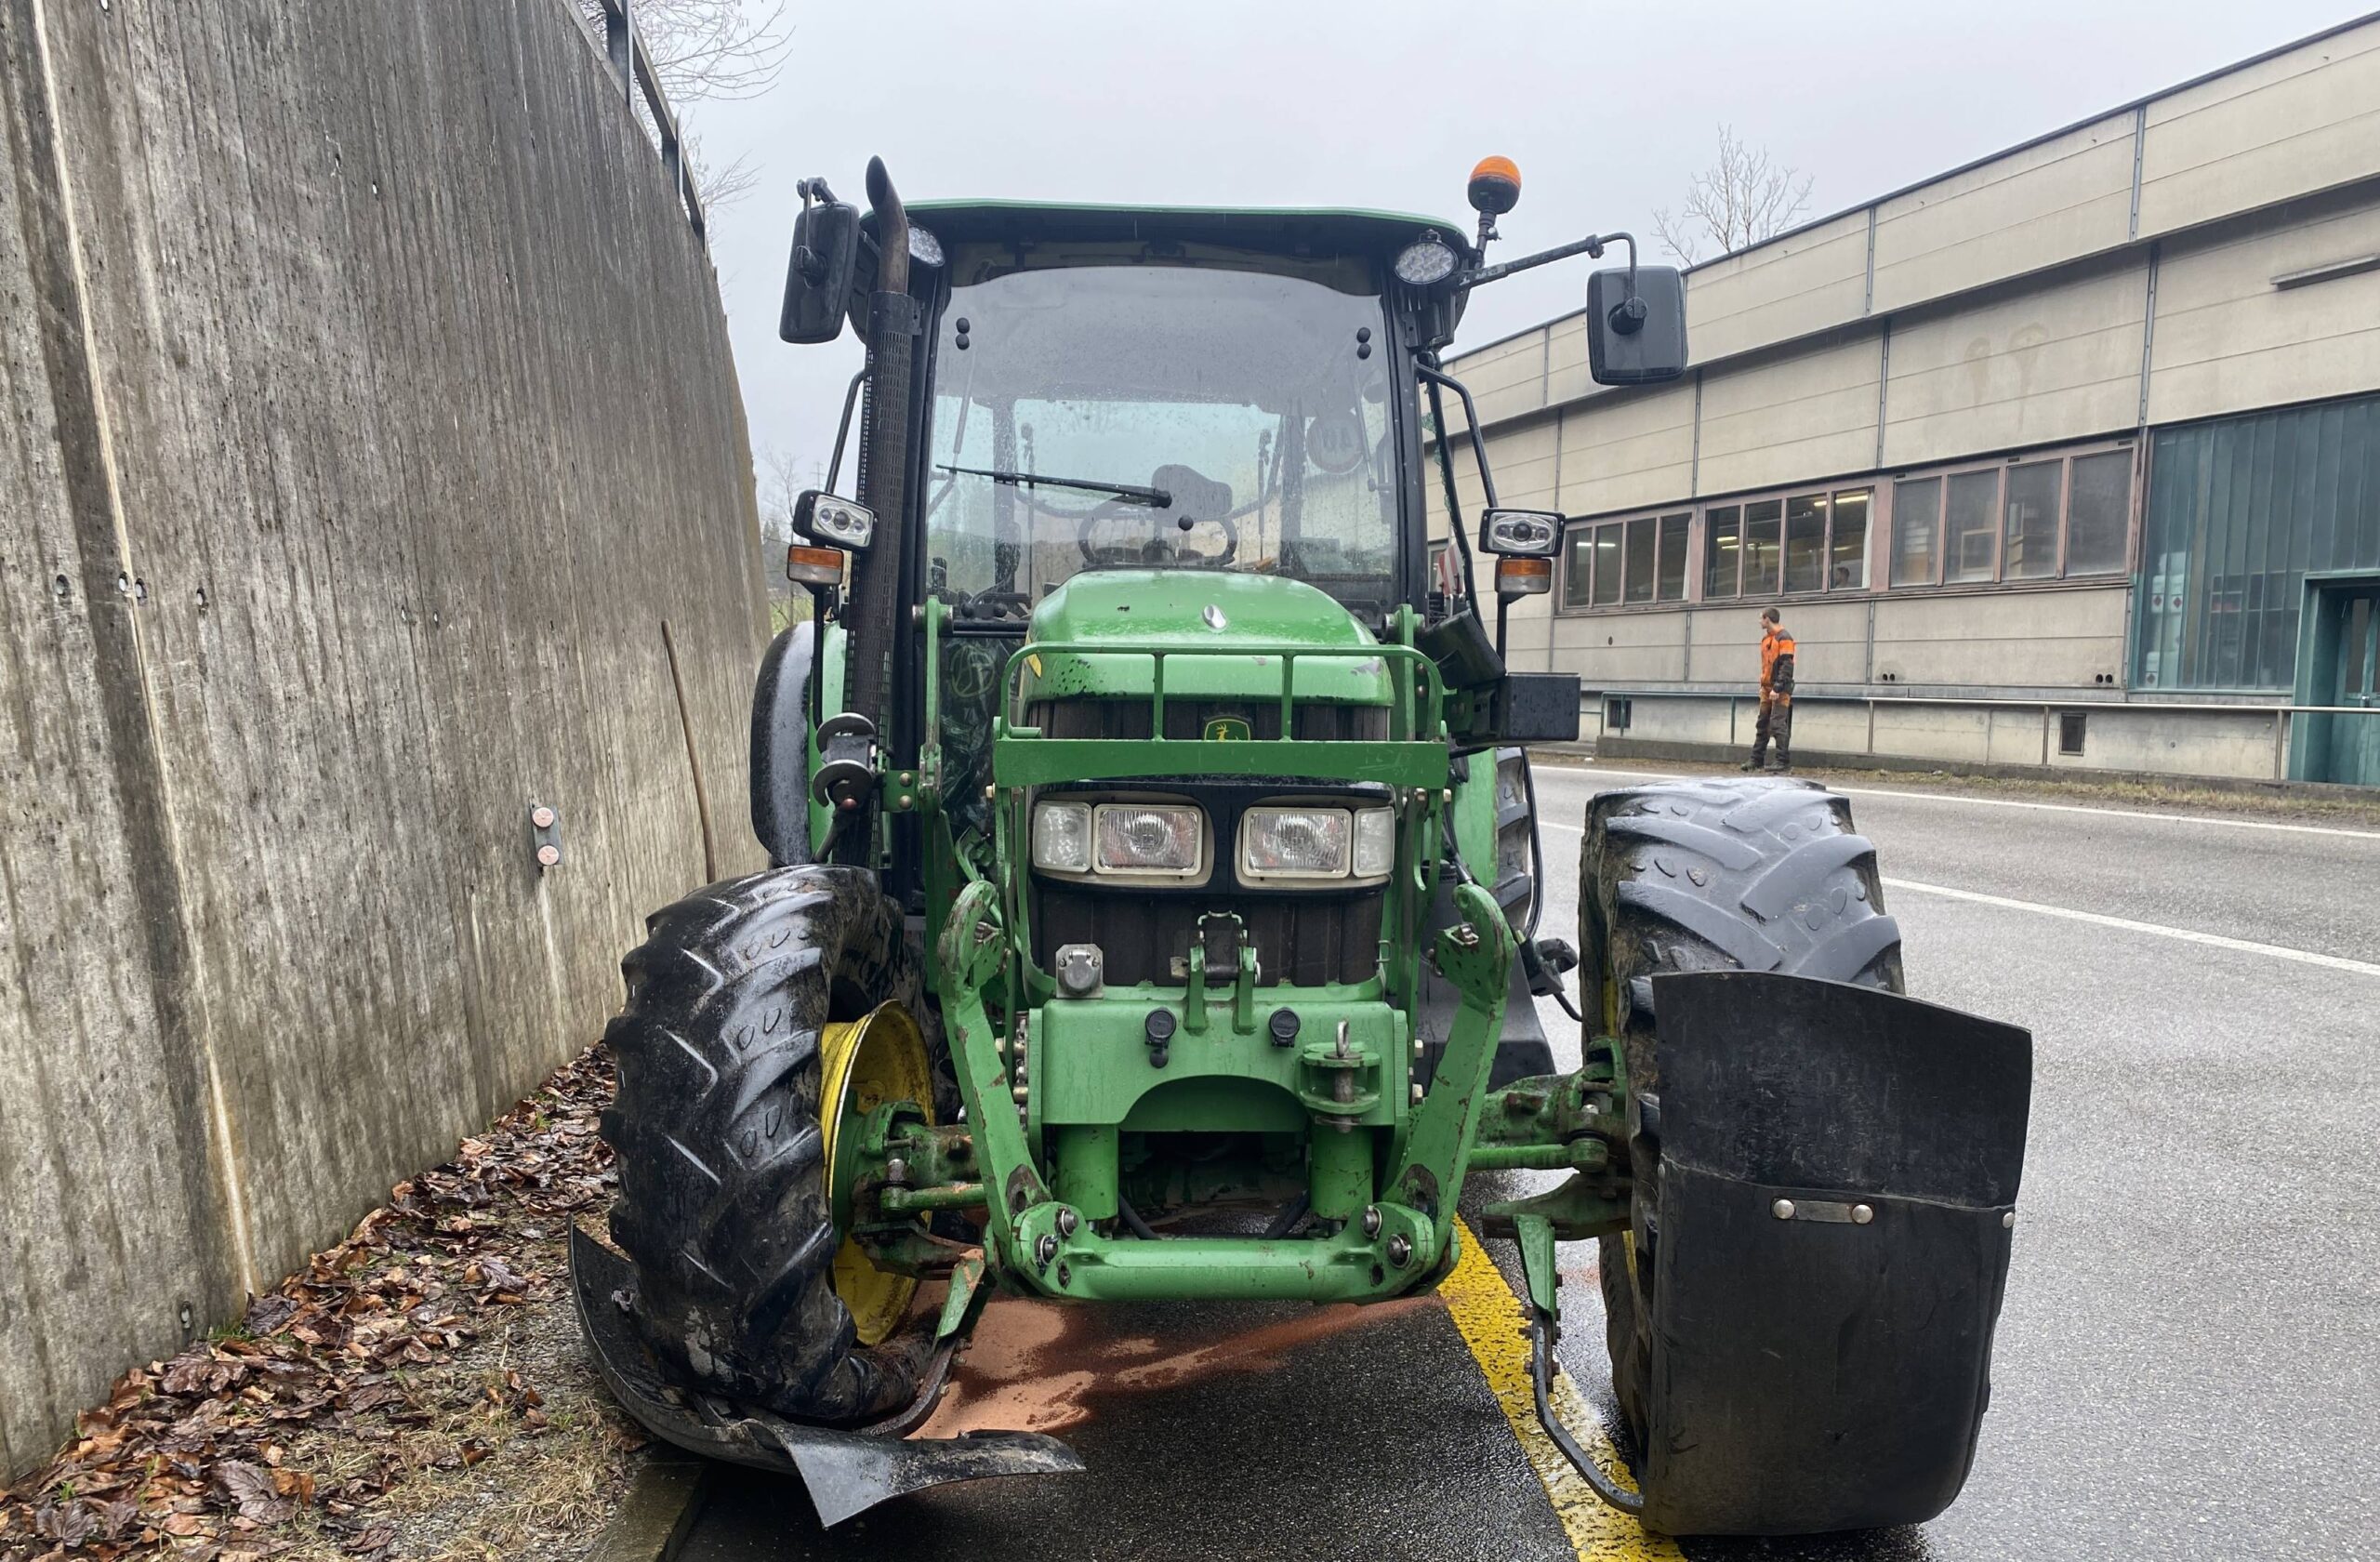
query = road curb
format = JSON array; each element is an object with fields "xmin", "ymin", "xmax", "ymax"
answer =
[{"xmin": 587, "ymin": 1454, "xmax": 709, "ymax": 1562}]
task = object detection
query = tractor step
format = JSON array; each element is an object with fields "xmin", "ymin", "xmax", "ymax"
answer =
[{"xmin": 570, "ymin": 1227, "xmax": 1082, "ymax": 1525}]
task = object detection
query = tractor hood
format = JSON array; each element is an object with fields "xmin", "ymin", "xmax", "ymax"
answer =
[{"xmin": 1018, "ymin": 571, "xmax": 1392, "ymax": 706}]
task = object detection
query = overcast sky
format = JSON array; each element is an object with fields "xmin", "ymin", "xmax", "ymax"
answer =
[{"xmin": 685, "ymin": 1, "xmax": 2367, "ymax": 490}]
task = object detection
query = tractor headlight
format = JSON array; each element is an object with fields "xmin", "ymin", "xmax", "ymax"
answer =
[
  {"xmin": 1033, "ymin": 800, "xmax": 1207, "ymax": 880},
  {"xmin": 1240, "ymin": 806, "xmax": 1395, "ymax": 884},
  {"xmin": 1093, "ymin": 804, "xmax": 1204, "ymax": 876}
]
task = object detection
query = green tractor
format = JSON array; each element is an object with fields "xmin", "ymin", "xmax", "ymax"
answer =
[{"xmin": 572, "ymin": 156, "xmax": 2034, "ymax": 1536}]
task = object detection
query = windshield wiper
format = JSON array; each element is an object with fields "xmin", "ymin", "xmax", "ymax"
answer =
[{"xmin": 937, "ymin": 464, "xmax": 1172, "ymax": 509}]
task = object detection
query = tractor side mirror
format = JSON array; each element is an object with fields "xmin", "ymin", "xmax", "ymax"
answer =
[
  {"xmin": 1478, "ymin": 509, "xmax": 1561, "ymax": 556},
  {"xmin": 780, "ymin": 189, "xmax": 861, "ymax": 345},
  {"xmin": 795, "ymin": 490, "xmax": 874, "ymax": 551},
  {"xmin": 1587, "ymin": 264, "xmax": 1687, "ymax": 386}
]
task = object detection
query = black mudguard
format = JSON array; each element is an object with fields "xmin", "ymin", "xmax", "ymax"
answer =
[
  {"xmin": 1639, "ymin": 972, "xmax": 2031, "ymax": 1536},
  {"xmin": 570, "ymin": 1227, "xmax": 1082, "ymax": 1526},
  {"xmin": 750, "ymin": 623, "xmax": 814, "ymax": 867}
]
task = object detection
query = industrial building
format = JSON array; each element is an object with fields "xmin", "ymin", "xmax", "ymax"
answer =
[{"xmin": 1438, "ymin": 14, "xmax": 2380, "ymax": 786}]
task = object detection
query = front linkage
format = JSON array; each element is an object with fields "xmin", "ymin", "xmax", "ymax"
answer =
[{"xmin": 916, "ymin": 875, "xmax": 1528, "ymax": 1303}]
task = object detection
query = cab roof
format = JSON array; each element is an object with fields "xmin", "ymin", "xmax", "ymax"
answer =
[{"xmin": 888, "ymin": 201, "xmax": 1474, "ymax": 261}]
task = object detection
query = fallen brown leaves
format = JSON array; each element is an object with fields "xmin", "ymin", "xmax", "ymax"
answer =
[{"xmin": 0, "ymin": 1050, "xmax": 635, "ymax": 1562}]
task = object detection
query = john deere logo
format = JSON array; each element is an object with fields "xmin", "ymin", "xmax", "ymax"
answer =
[{"xmin": 1204, "ymin": 717, "xmax": 1251, "ymax": 742}]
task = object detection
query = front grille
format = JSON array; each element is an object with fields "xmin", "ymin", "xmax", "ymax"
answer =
[
  {"xmin": 1038, "ymin": 885, "xmax": 1382, "ymax": 986},
  {"xmin": 1029, "ymin": 698, "xmax": 1390, "ymax": 741},
  {"xmin": 1025, "ymin": 695, "xmax": 1391, "ymax": 987}
]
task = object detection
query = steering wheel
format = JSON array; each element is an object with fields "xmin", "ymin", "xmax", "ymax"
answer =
[
  {"xmin": 1075, "ymin": 498, "xmax": 1239, "ymax": 569},
  {"xmin": 948, "ymin": 587, "xmax": 1033, "ymax": 624}
]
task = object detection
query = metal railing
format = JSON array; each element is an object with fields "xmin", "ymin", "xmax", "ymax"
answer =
[
  {"xmin": 584, "ymin": 0, "xmax": 707, "ymax": 241},
  {"xmin": 1587, "ymin": 686, "xmax": 2378, "ymax": 783}
]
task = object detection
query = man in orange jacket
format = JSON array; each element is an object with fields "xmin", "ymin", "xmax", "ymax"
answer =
[{"xmin": 1743, "ymin": 607, "xmax": 1794, "ymax": 773}]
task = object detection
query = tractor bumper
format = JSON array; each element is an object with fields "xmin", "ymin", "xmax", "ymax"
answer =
[{"xmin": 570, "ymin": 1227, "xmax": 1082, "ymax": 1526}]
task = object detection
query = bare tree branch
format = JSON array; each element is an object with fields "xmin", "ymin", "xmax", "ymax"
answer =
[
  {"xmin": 575, "ymin": 1, "xmax": 793, "ymax": 208},
  {"xmin": 1653, "ymin": 126, "xmax": 1815, "ymax": 265}
]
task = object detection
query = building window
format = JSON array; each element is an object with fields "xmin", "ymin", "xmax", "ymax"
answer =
[
  {"xmin": 1560, "ymin": 509, "xmax": 1696, "ymax": 612},
  {"xmin": 1623, "ymin": 516, "xmax": 1656, "ymax": 602},
  {"xmin": 1945, "ymin": 470, "xmax": 1999, "ymax": 582},
  {"xmin": 1784, "ymin": 494, "xmax": 1826, "ymax": 592},
  {"xmin": 2066, "ymin": 452, "xmax": 2131, "ymax": 576},
  {"xmin": 1831, "ymin": 490, "xmax": 1870, "ymax": 589},
  {"xmin": 1658, "ymin": 513, "xmax": 1689, "ymax": 601},
  {"xmin": 1891, "ymin": 479, "xmax": 1939, "ymax": 586},
  {"xmin": 1704, "ymin": 507, "xmax": 1741, "ymax": 599},
  {"xmin": 1743, "ymin": 499, "xmax": 1782, "ymax": 594},
  {"xmin": 1891, "ymin": 446, "xmax": 2132, "ymax": 590},
  {"xmin": 2137, "ymin": 397, "xmax": 2380, "ymax": 692}
]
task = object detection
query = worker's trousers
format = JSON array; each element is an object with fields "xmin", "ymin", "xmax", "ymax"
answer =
[{"xmin": 1751, "ymin": 690, "xmax": 1792, "ymax": 767}]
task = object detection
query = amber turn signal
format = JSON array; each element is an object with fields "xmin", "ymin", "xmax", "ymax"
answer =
[
  {"xmin": 787, "ymin": 544, "xmax": 846, "ymax": 586},
  {"xmin": 1495, "ymin": 556, "xmax": 1553, "ymax": 596}
]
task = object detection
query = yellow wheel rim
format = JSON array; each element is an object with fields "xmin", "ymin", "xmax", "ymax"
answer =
[{"xmin": 818, "ymin": 1002, "xmax": 933, "ymax": 1346}]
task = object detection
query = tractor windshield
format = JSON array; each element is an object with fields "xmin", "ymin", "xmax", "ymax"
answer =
[{"xmin": 925, "ymin": 246, "xmax": 1399, "ymax": 619}]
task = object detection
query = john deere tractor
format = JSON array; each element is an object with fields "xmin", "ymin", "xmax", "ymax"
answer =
[{"xmin": 573, "ymin": 157, "xmax": 2034, "ymax": 1535}]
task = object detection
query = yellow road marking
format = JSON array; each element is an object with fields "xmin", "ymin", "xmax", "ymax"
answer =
[{"xmin": 1440, "ymin": 1218, "xmax": 1684, "ymax": 1562}]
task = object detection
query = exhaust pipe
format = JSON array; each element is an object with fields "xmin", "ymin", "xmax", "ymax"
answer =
[{"xmin": 817, "ymin": 157, "xmax": 921, "ymax": 861}]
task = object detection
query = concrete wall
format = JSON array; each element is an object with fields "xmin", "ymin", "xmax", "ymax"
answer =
[{"xmin": 0, "ymin": 0, "xmax": 768, "ymax": 1476}]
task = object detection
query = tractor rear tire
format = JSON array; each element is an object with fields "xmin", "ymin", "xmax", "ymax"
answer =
[
  {"xmin": 1580, "ymin": 777, "xmax": 1903, "ymax": 1441},
  {"xmin": 601, "ymin": 865, "xmax": 942, "ymax": 1425}
]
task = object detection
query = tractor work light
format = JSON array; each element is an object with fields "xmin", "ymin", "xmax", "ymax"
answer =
[
  {"xmin": 1395, "ymin": 236, "xmax": 1461, "ymax": 288},
  {"xmin": 797, "ymin": 490, "xmax": 876, "ymax": 551},
  {"xmin": 1031, "ymin": 801, "xmax": 1092, "ymax": 873},
  {"xmin": 1480, "ymin": 508, "xmax": 1561, "ymax": 556},
  {"xmin": 1239, "ymin": 806, "xmax": 1395, "ymax": 884},
  {"xmin": 1032, "ymin": 800, "xmax": 1207, "ymax": 880}
]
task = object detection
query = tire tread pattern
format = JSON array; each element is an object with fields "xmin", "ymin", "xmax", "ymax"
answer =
[
  {"xmin": 1581, "ymin": 777, "xmax": 1905, "ymax": 1444},
  {"xmin": 602, "ymin": 865, "xmax": 932, "ymax": 1424}
]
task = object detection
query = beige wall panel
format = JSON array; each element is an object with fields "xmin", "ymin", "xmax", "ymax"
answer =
[
  {"xmin": 2056, "ymin": 709, "xmax": 2279, "ymax": 779},
  {"xmin": 1881, "ymin": 261, "xmax": 2148, "ymax": 465},
  {"xmin": 2136, "ymin": 20, "xmax": 2380, "ymax": 235},
  {"xmin": 2147, "ymin": 195, "xmax": 2380, "ymax": 424},
  {"xmin": 1476, "ymin": 417, "xmax": 1562, "ymax": 510},
  {"xmin": 1555, "ymin": 384, "xmax": 1696, "ymax": 516},
  {"xmin": 1769, "ymin": 599, "xmax": 1869, "ymax": 686},
  {"xmin": 1687, "ymin": 211, "xmax": 1871, "ymax": 364},
  {"xmin": 1984, "ymin": 707, "xmax": 2056, "ymax": 765},
  {"xmin": 1871, "ymin": 117, "xmax": 2135, "ymax": 312},
  {"xmin": 1449, "ymin": 329, "xmax": 1551, "ymax": 429},
  {"xmin": 1791, "ymin": 701, "xmax": 1871, "ymax": 754},
  {"xmin": 1545, "ymin": 315, "xmax": 1594, "ymax": 407},
  {"xmin": 1871, "ymin": 587, "xmax": 2129, "ymax": 685},
  {"xmin": 1696, "ymin": 337, "xmax": 1882, "ymax": 496},
  {"xmin": 1547, "ymin": 607, "xmax": 1689, "ymax": 684},
  {"xmin": 1629, "ymin": 696, "xmax": 1738, "ymax": 748},
  {"xmin": 1872, "ymin": 705, "xmax": 1992, "ymax": 762}
]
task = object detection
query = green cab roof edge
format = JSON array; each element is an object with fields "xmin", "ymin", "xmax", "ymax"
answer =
[{"xmin": 878, "ymin": 200, "xmax": 1475, "ymax": 259}]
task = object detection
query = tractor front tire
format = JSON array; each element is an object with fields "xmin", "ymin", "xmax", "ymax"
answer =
[
  {"xmin": 601, "ymin": 865, "xmax": 935, "ymax": 1424},
  {"xmin": 1580, "ymin": 776, "xmax": 1903, "ymax": 1442}
]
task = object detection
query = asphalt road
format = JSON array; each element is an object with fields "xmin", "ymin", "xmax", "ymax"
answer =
[{"xmin": 674, "ymin": 761, "xmax": 2380, "ymax": 1562}]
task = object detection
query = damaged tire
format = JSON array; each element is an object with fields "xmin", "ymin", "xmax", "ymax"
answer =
[
  {"xmin": 602, "ymin": 865, "xmax": 944, "ymax": 1424},
  {"xmin": 1578, "ymin": 777, "xmax": 1902, "ymax": 1441}
]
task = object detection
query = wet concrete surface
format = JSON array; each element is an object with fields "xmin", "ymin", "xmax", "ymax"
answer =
[{"xmin": 674, "ymin": 762, "xmax": 2380, "ymax": 1560}]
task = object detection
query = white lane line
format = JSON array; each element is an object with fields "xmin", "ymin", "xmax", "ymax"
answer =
[
  {"xmin": 1883, "ymin": 879, "xmax": 2380, "ymax": 977},
  {"xmin": 1536, "ymin": 817, "xmax": 2379, "ymax": 975},
  {"xmin": 1538, "ymin": 765, "xmax": 2380, "ymax": 843}
]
